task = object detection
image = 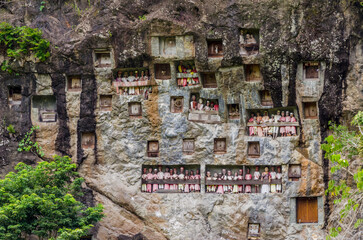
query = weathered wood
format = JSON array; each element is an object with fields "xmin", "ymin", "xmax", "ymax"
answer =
[
  {"xmin": 205, "ymin": 179, "xmax": 282, "ymax": 185},
  {"xmin": 142, "ymin": 179, "xmax": 201, "ymax": 184},
  {"xmin": 154, "ymin": 189, "xmax": 181, "ymax": 193},
  {"xmin": 247, "ymin": 122, "xmax": 299, "ymax": 127},
  {"xmin": 119, "ymin": 80, "xmax": 151, "ymax": 87}
]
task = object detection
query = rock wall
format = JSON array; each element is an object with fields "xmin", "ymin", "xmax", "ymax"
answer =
[{"xmin": 0, "ymin": 0, "xmax": 362, "ymax": 239}]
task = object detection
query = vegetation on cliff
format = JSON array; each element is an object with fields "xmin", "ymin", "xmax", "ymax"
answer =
[
  {"xmin": 0, "ymin": 155, "xmax": 104, "ymax": 240},
  {"xmin": 0, "ymin": 22, "xmax": 50, "ymax": 73},
  {"xmin": 322, "ymin": 111, "xmax": 363, "ymax": 239}
]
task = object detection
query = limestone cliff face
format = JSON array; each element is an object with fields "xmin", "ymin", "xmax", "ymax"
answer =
[{"xmin": 0, "ymin": 0, "xmax": 362, "ymax": 239}]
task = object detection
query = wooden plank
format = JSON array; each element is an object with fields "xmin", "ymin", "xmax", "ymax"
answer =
[
  {"xmin": 308, "ymin": 198, "xmax": 318, "ymax": 223},
  {"xmin": 119, "ymin": 80, "xmax": 151, "ymax": 87},
  {"xmin": 247, "ymin": 122, "xmax": 299, "ymax": 127},
  {"xmin": 142, "ymin": 179, "xmax": 201, "ymax": 184},
  {"xmin": 296, "ymin": 197, "xmax": 319, "ymax": 223},
  {"xmin": 154, "ymin": 189, "xmax": 181, "ymax": 193},
  {"xmin": 205, "ymin": 179, "xmax": 281, "ymax": 185},
  {"xmin": 297, "ymin": 198, "xmax": 308, "ymax": 223}
]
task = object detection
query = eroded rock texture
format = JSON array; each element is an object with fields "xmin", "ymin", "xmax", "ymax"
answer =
[{"xmin": 0, "ymin": 0, "xmax": 362, "ymax": 239}]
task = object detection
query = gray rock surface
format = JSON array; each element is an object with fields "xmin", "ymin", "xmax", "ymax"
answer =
[{"xmin": 0, "ymin": 0, "xmax": 362, "ymax": 239}]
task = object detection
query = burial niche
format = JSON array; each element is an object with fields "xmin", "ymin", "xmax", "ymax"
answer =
[
  {"xmin": 228, "ymin": 104, "xmax": 240, "ymax": 119},
  {"xmin": 205, "ymin": 165, "xmax": 282, "ymax": 194},
  {"xmin": 94, "ymin": 49, "xmax": 112, "ymax": 68},
  {"xmin": 214, "ymin": 138, "xmax": 226, "ymax": 154},
  {"xmin": 113, "ymin": 68, "xmax": 152, "ymax": 98},
  {"xmin": 155, "ymin": 64, "xmax": 171, "ymax": 80},
  {"xmin": 128, "ymin": 102, "xmax": 142, "ymax": 117},
  {"xmin": 183, "ymin": 139, "xmax": 195, "ymax": 155},
  {"xmin": 67, "ymin": 76, "xmax": 82, "ymax": 92},
  {"xmin": 32, "ymin": 95, "xmax": 57, "ymax": 122},
  {"xmin": 151, "ymin": 35, "xmax": 194, "ymax": 58},
  {"xmin": 188, "ymin": 94, "xmax": 221, "ymax": 123},
  {"xmin": 8, "ymin": 86, "xmax": 22, "ymax": 106},
  {"xmin": 202, "ymin": 73, "xmax": 217, "ymax": 88},
  {"xmin": 207, "ymin": 40, "xmax": 223, "ymax": 57},
  {"xmin": 246, "ymin": 108, "xmax": 299, "ymax": 137},
  {"xmin": 176, "ymin": 61, "xmax": 200, "ymax": 87},
  {"xmin": 304, "ymin": 62, "xmax": 320, "ymax": 80},
  {"xmin": 147, "ymin": 141, "xmax": 159, "ymax": 157},
  {"xmin": 239, "ymin": 29, "xmax": 259, "ymax": 56},
  {"xmin": 303, "ymin": 102, "xmax": 318, "ymax": 119},
  {"xmin": 159, "ymin": 37, "xmax": 177, "ymax": 56},
  {"xmin": 288, "ymin": 164, "xmax": 301, "ymax": 181},
  {"xmin": 141, "ymin": 165, "xmax": 201, "ymax": 193},
  {"xmin": 247, "ymin": 223, "xmax": 260, "ymax": 239},
  {"xmin": 260, "ymin": 90, "xmax": 273, "ymax": 106},
  {"xmin": 99, "ymin": 95, "xmax": 112, "ymax": 111},
  {"xmin": 248, "ymin": 142, "xmax": 260, "ymax": 158},
  {"xmin": 296, "ymin": 197, "xmax": 318, "ymax": 223},
  {"xmin": 246, "ymin": 64, "xmax": 262, "ymax": 82},
  {"xmin": 171, "ymin": 97, "xmax": 184, "ymax": 113},
  {"xmin": 81, "ymin": 132, "xmax": 95, "ymax": 149}
]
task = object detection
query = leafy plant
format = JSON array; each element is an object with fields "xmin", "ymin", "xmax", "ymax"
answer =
[
  {"xmin": 40, "ymin": 1, "xmax": 46, "ymax": 11},
  {"xmin": 0, "ymin": 155, "xmax": 104, "ymax": 239},
  {"xmin": 322, "ymin": 111, "xmax": 363, "ymax": 240},
  {"xmin": 138, "ymin": 15, "xmax": 146, "ymax": 21},
  {"xmin": 0, "ymin": 22, "xmax": 50, "ymax": 73},
  {"xmin": 17, "ymin": 126, "xmax": 44, "ymax": 158},
  {"xmin": 6, "ymin": 124, "xmax": 15, "ymax": 134}
]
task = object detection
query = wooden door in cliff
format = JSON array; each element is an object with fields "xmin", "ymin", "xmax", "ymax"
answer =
[{"xmin": 296, "ymin": 197, "xmax": 318, "ymax": 223}]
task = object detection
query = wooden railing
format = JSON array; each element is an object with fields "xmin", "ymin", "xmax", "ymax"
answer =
[
  {"xmin": 118, "ymin": 80, "xmax": 151, "ymax": 87},
  {"xmin": 246, "ymin": 122, "xmax": 299, "ymax": 127},
  {"xmin": 205, "ymin": 179, "xmax": 282, "ymax": 185},
  {"xmin": 141, "ymin": 179, "xmax": 281, "ymax": 185},
  {"xmin": 142, "ymin": 179, "xmax": 201, "ymax": 184}
]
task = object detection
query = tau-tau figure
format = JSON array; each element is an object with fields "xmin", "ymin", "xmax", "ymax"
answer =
[
  {"xmin": 197, "ymin": 98, "xmax": 204, "ymax": 111},
  {"xmin": 254, "ymin": 166, "xmax": 261, "ymax": 193},
  {"xmin": 178, "ymin": 167, "xmax": 185, "ymax": 192},
  {"xmin": 216, "ymin": 173, "xmax": 224, "ymax": 194},
  {"xmin": 195, "ymin": 169, "xmax": 201, "ymax": 192},
  {"xmin": 152, "ymin": 169, "xmax": 158, "ymax": 192},
  {"xmin": 141, "ymin": 168, "xmax": 147, "ymax": 192},
  {"xmin": 290, "ymin": 113, "xmax": 297, "ymax": 136},
  {"xmin": 184, "ymin": 170, "xmax": 190, "ymax": 193},
  {"xmin": 247, "ymin": 110, "xmax": 298, "ymax": 138},
  {"xmin": 164, "ymin": 167, "xmax": 170, "ymax": 190},
  {"xmin": 189, "ymin": 170, "xmax": 195, "ymax": 192},
  {"xmin": 189, "ymin": 95, "xmax": 219, "ymax": 114},
  {"xmin": 261, "ymin": 167, "xmax": 270, "ymax": 194},
  {"xmin": 206, "ymin": 171, "xmax": 212, "ymax": 192},
  {"xmin": 270, "ymin": 166, "xmax": 277, "ymax": 193},
  {"xmin": 157, "ymin": 166, "xmax": 164, "ymax": 190},
  {"xmin": 240, "ymin": 31, "xmax": 259, "ymax": 56},
  {"xmin": 276, "ymin": 167, "xmax": 282, "ymax": 193},
  {"xmin": 146, "ymin": 168, "xmax": 153, "ymax": 193},
  {"xmin": 245, "ymin": 168, "xmax": 252, "ymax": 193},
  {"xmin": 238, "ymin": 169, "xmax": 244, "ymax": 193},
  {"xmin": 172, "ymin": 168, "xmax": 178, "ymax": 190},
  {"xmin": 203, "ymin": 166, "xmax": 282, "ymax": 194},
  {"xmin": 190, "ymin": 95, "xmax": 198, "ymax": 110},
  {"xmin": 113, "ymin": 69, "xmax": 152, "ymax": 96},
  {"xmin": 141, "ymin": 166, "xmax": 201, "ymax": 193},
  {"xmin": 177, "ymin": 62, "xmax": 199, "ymax": 87}
]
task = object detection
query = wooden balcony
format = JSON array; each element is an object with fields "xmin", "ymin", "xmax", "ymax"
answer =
[
  {"xmin": 142, "ymin": 179, "xmax": 201, "ymax": 185},
  {"xmin": 246, "ymin": 122, "xmax": 299, "ymax": 127},
  {"xmin": 205, "ymin": 179, "xmax": 282, "ymax": 185},
  {"xmin": 188, "ymin": 110, "xmax": 221, "ymax": 123},
  {"xmin": 118, "ymin": 80, "xmax": 152, "ymax": 87}
]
